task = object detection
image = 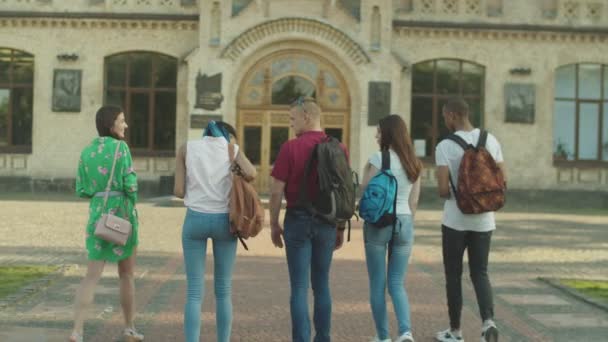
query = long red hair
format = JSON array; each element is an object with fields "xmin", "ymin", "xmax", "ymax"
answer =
[{"xmin": 378, "ymin": 114, "xmax": 423, "ymax": 182}]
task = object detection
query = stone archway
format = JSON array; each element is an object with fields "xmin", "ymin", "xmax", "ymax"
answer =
[{"xmin": 237, "ymin": 49, "xmax": 351, "ymax": 193}]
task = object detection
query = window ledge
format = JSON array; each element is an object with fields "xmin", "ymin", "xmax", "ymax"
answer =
[
  {"xmin": 0, "ymin": 146, "xmax": 32, "ymax": 154},
  {"xmin": 131, "ymin": 150, "xmax": 175, "ymax": 158},
  {"xmin": 420, "ymin": 157, "xmax": 436, "ymax": 166},
  {"xmin": 553, "ymin": 159, "xmax": 608, "ymax": 168}
]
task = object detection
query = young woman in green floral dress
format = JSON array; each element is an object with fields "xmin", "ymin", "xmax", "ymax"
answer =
[{"xmin": 69, "ymin": 106, "xmax": 143, "ymax": 342}]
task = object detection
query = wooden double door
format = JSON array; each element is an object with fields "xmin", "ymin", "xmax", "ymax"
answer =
[{"xmin": 237, "ymin": 110, "xmax": 349, "ymax": 194}]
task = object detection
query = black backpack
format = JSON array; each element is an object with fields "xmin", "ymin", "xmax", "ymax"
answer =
[{"xmin": 298, "ymin": 136, "xmax": 357, "ymax": 236}]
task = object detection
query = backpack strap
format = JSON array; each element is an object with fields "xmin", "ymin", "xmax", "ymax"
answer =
[
  {"xmin": 445, "ymin": 134, "xmax": 472, "ymax": 150},
  {"xmin": 227, "ymin": 143, "xmax": 235, "ymax": 163},
  {"xmin": 448, "ymin": 171, "xmax": 458, "ymax": 199},
  {"xmin": 381, "ymin": 149, "xmax": 391, "ymax": 171},
  {"xmin": 476, "ymin": 130, "xmax": 488, "ymax": 149},
  {"xmin": 297, "ymin": 143, "xmax": 320, "ymax": 209},
  {"xmin": 388, "ymin": 175, "xmax": 399, "ymax": 260}
]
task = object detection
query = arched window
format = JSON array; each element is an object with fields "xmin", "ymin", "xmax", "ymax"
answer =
[
  {"xmin": 0, "ymin": 48, "xmax": 34, "ymax": 153},
  {"xmin": 104, "ymin": 52, "xmax": 177, "ymax": 155},
  {"xmin": 553, "ymin": 63, "xmax": 608, "ymax": 162},
  {"xmin": 271, "ymin": 76, "xmax": 316, "ymax": 105},
  {"xmin": 410, "ymin": 59, "xmax": 484, "ymax": 158}
]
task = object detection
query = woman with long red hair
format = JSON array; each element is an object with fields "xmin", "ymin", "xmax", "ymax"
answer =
[{"xmin": 360, "ymin": 114, "xmax": 423, "ymax": 342}]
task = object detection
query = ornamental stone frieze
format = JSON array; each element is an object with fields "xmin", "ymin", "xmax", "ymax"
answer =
[
  {"xmin": 0, "ymin": 17, "xmax": 198, "ymax": 30},
  {"xmin": 0, "ymin": 0, "xmax": 198, "ymax": 14},
  {"xmin": 393, "ymin": 24, "xmax": 608, "ymax": 44},
  {"xmin": 219, "ymin": 17, "xmax": 370, "ymax": 65}
]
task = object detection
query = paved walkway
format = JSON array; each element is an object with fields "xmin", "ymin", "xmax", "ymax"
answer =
[{"xmin": 0, "ymin": 198, "xmax": 606, "ymax": 341}]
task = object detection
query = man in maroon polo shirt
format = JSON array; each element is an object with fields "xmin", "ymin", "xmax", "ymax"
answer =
[{"xmin": 269, "ymin": 96, "xmax": 346, "ymax": 342}]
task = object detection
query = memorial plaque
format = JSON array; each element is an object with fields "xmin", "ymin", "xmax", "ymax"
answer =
[
  {"xmin": 52, "ymin": 69, "xmax": 82, "ymax": 112},
  {"xmin": 505, "ymin": 83, "xmax": 535, "ymax": 124},
  {"xmin": 368, "ymin": 82, "xmax": 391, "ymax": 126},
  {"xmin": 195, "ymin": 72, "xmax": 224, "ymax": 111},
  {"xmin": 190, "ymin": 114, "xmax": 223, "ymax": 129}
]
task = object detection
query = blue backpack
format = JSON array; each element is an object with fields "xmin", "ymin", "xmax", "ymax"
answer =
[{"xmin": 359, "ymin": 150, "xmax": 398, "ymax": 228}]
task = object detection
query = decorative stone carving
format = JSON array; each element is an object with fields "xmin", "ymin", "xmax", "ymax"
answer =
[
  {"xmin": 562, "ymin": 1, "xmax": 580, "ymax": 20},
  {"xmin": 442, "ymin": 0, "xmax": 458, "ymax": 14},
  {"xmin": 587, "ymin": 3, "xmax": 602, "ymax": 22},
  {"xmin": 420, "ymin": 0, "xmax": 436, "ymax": 14},
  {"xmin": 464, "ymin": 0, "xmax": 481, "ymax": 15},
  {"xmin": 220, "ymin": 18, "xmax": 370, "ymax": 65},
  {"xmin": 393, "ymin": 26, "xmax": 608, "ymax": 44}
]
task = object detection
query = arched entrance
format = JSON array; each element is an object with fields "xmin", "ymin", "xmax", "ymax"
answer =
[{"xmin": 237, "ymin": 50, "xmax": 351, "ymax": 193}]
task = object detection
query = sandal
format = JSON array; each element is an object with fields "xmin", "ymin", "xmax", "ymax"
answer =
[
  {"xmin": 68, "ymin": 332, "xmax": 83, "ymax": 342},
  {"xmin": 123, "ymin": 328, "xmax": 144, "ymax": 342}
]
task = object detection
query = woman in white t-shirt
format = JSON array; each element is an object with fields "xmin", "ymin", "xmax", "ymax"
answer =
[
  {"xmin": 173, "ymin": 121, "xmax": 256, "ymax": 342},
  {"xmin": 360, "ymin": 114, "xmax": 422, "ymax": 342}
]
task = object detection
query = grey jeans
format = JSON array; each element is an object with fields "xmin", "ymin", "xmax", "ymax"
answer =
[{"xmin": 441, "ymin": 225, "xmax": 494, "ymax": 329}]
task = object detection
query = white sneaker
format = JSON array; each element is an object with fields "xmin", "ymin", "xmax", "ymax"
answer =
[
  {"xmin": 395, "ymin": 331, "xmax": 415, "ymax": 342},
  {"xmin": 123, "ymin": 328, "xmax": 144, "ymax": 341},
  {"xmin": 435, "ymin": 328, "xmax": 464, "ymax": 342},
  {"xmin": 370, "ymin": 337, "xmax": 391, "ymax": 342},
  {"xmin": 480, "ymin": 320, "xmax": 498, "ymax": 342}
]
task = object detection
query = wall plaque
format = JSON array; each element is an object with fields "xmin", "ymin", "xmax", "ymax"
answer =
[
  {"xmin": 505, "ymin": 83, "xmax": 535, "ymax": 124},
  {"xmin": 368, "ymin": 82, "xmax": 391, "ymax": 125},
  {"xmin": 195, "ymin": 72, "xmax": 223, "ymax": 111},
  {"xmin": 190, "ymin": 114, "xmax": 223, "ymax": 129},
  {"xmin": 52, "ymin": 69, "xmax": 82, "ymax": 112}
]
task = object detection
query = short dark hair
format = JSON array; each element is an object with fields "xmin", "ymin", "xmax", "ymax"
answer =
[
  {"xmin": 443, "ymin": 98, "xmax": 469, "ymax": 117},
  {"xmin": 215, "ymin": 121, "xmax": 237, "ymax": 139}
]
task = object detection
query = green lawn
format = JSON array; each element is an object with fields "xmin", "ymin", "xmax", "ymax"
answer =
[
  {"xmin": 0, "ymin": 266, "xmax": 58, "ymax": 299},
  {"xmin": 561, "ymin": 279, "xmax": 608, "ymax": 302}
]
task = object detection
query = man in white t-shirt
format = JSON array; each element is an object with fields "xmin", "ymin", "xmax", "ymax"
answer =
[{"xmin": 434, "ymin": 98, "xmax": 506, "ymax": 342}]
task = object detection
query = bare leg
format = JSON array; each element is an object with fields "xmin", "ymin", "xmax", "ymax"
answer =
[
  {"xmin": 71, "ymin": 260, "xmax": 106, "ymax": 337},
  {"xmin": 118, "ymin": 248, "xmax": 137, "ymax": 329}
]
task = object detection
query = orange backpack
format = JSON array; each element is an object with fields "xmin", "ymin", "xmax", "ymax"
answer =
[
  {"xmin": 228, "ymin": 144, "xmax": 265, "ymax": 250},
  {"xmin": 446, "ymin": 130, "xmax": 506, "ymax": 214}
]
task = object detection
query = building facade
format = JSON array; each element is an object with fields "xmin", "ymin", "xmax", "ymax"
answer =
[{"xmin": 1, "ymin": 0, "xmax": 607, "ymax": 194}]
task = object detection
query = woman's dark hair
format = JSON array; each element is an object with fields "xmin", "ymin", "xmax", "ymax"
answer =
[
  {"xmin": 215, "ymin": 121, "xmax": 237, "ymax": 139},
  {"xmin": 378, "ymin": 114, "xmax": 423, "ymax": 182},
  {"xmin": 96, "ymin": 105, "xmax": 124, "ymax": 139}
]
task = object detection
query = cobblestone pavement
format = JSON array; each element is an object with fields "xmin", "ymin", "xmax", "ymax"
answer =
[{"xmin": 0, "ymin": 198, "xmax": 606, "ymax": 342}]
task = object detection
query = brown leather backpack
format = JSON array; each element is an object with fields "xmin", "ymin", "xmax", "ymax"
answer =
[
  {"xmin": 446, "ymin": 130, "xmax": 506, "ymax": 214},
  {"xmin": 228, "ymin": 144, "xmax": 264, "ymax": 249}
]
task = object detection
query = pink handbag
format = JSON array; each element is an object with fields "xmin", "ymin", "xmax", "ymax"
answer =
[{"xmin": 94, "ymin": 142, "xmax": 132, "ymax": 246}]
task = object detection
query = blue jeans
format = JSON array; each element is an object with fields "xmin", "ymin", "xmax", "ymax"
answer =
[
  {"xmin": 182, "ymin": 209, "xmax": 237, "ymax": 342},
  {"xmin": 364, "ymin": 215, "xmax": 414, "ymax": 339},
  {"xmin": 284, "ymin": 209, "xmax": 337, "ymax": 342}
]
